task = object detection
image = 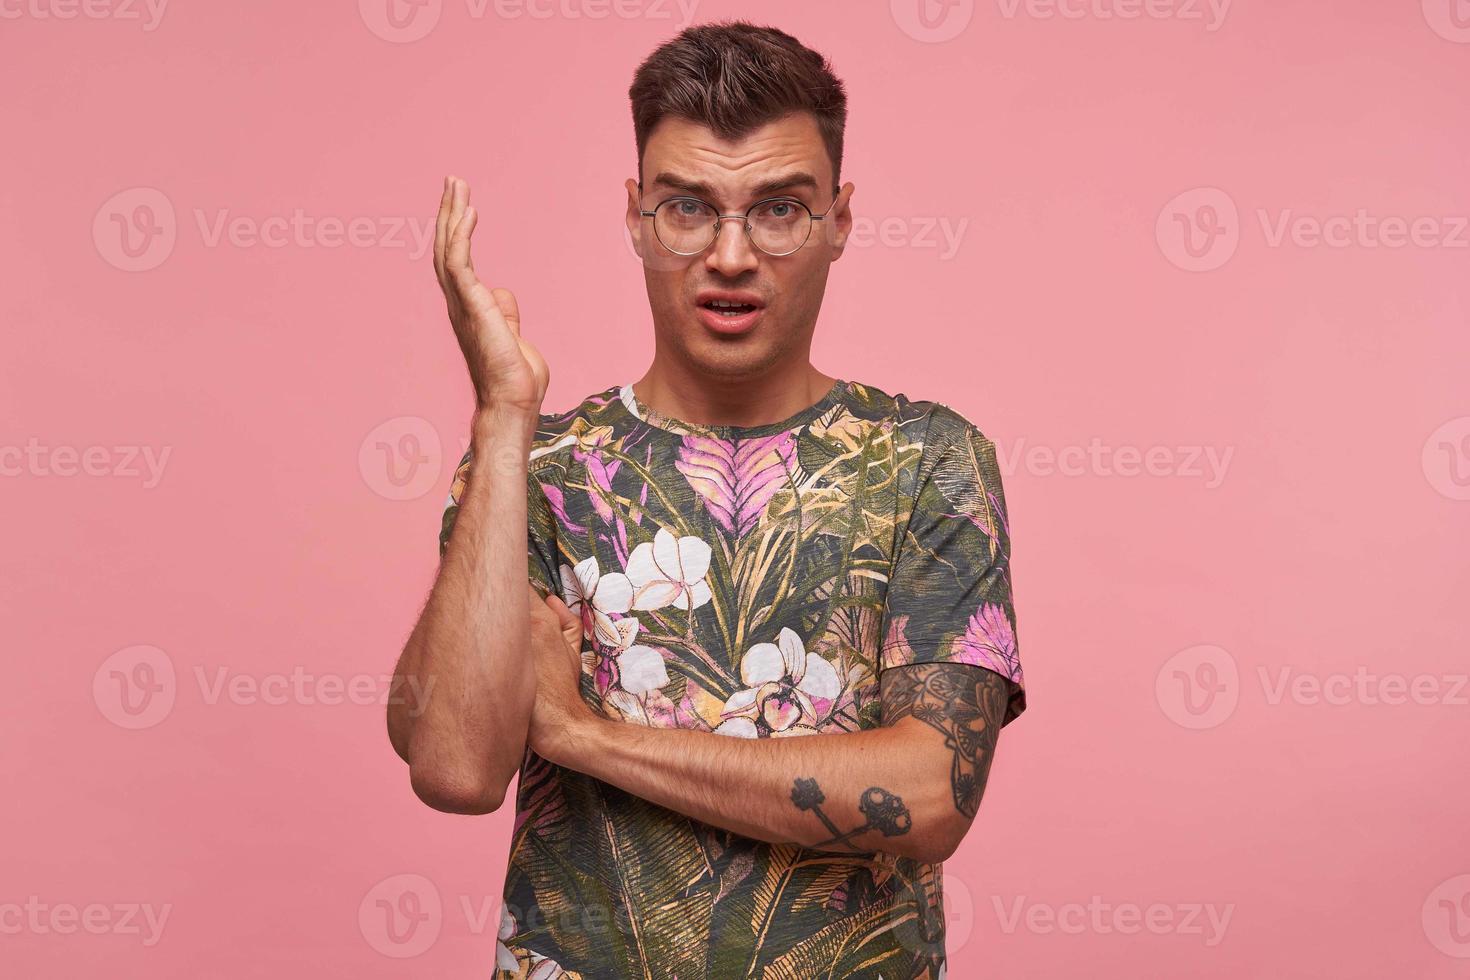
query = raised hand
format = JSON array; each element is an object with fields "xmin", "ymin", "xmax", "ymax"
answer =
[{"xmin": 433, "ymin": 176, "xmax": 549, "ymax": 415}]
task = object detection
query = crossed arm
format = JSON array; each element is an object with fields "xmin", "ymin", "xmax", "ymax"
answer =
[{"xmin": 532, "ymin": 618, "xmax": 1014, "ymax": 865}]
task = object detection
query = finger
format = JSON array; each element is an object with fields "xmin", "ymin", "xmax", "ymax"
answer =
[
  {"xmin": 527, "ymin": 588, "xmax": 559, "ymax": 628},
  {"xmin": 560, "ymin": 623, "xmax": 583, "ymax": 655},
  {"xmin": 447, "ymin": 177, "xmax": 468, "ymax": 245},
  {"xmin": 460, "ymin": 185, "xmax": 478, "ymax": 276},
  {"xmin": 446, "ymin": 205, "xmax": 478, "ymax": 292},
  {"xmin": 545, "ymin": 594, "xmax": 580, "ymax": 631},
  {"xmin": 433, "ymin": 175, "xmax": 453, "ymax": 286},
  {"xmin": 492, "ymin": 287, "xmax": 520, "ymax": 337}
]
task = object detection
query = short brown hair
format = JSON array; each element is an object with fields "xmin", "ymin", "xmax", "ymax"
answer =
[{"xmin": 629, "ymin": 21, "xmax": 848, "ymax": 187}]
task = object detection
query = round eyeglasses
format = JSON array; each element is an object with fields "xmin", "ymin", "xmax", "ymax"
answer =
[{"xmin": 639, "ymin": 195, "xmax": 839, "ymax": 257}]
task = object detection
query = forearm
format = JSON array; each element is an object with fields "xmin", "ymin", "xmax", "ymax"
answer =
[
  {"xmin": 390, "ymin": 407, "xmax": 539, "ymax": 812},
  {"xmin": 561, "ymin": 716, "xmax": 966, "ymax": 864}
]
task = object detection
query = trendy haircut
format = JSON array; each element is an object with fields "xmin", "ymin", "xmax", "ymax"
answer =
[{"xmin": 628, "ymin": 21, "xmax": 849, "ymax": 189}]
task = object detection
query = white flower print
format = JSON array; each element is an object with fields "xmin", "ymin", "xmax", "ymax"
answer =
[
  {"xmin": 496, "ymin": 905, "xmax": 573, "ymax": 978},
  {"xmin": 615, "ymin": 644, "xmax": 670, "ymax": 696},
  {"xmin": 715, "ymin": 627, "xmax": 841, "ymax": 738},
  {"xmin": 560, "ymin": 557, "xmax": 638, "ymax": 650},
  {"xmin": 624, "ymin": 527, "xmax": 713, "ymax": 612},
  {"xmin": 495, "ymin": 906, "xmax": 519, "ymax": 972}
]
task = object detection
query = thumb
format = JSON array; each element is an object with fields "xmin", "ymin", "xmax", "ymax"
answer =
[
  {"xmin": 544, "ymin": 594, "xmax": 582, "ymax": 644},
  {"xmin": 492, "ymin": 286, "xmax": 521, "ymax": 336}
]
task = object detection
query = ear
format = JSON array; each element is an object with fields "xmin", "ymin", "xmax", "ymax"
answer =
[
  {"xmin": 828, "ymin": 181, "xmax": 856, "ymax": 260},
  {"xmin": 624, "ymin": 177, "xmax": 645, "ymax": 260}
]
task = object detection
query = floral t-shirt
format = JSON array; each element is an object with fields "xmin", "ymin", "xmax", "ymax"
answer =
[{"xmin": 440, "ymin": 378, "xmax": 1026, "ymax": 980}]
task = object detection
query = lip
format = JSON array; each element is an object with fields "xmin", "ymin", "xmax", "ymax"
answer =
[{"xmin": 695, "ymin": 290, "xmax": 766, "ymax": 336}]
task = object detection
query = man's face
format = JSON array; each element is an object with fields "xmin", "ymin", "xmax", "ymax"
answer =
[{"xmin": 625, "ymin": 113, "xmax": 853, "ymax": 382}]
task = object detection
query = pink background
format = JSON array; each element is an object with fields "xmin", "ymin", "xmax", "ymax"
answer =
[{"xmin": 4, "ymin": 1, "xmax": 1469, "ymax": 976}]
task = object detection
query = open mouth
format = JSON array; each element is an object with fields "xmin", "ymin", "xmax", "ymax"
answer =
[{"xmin": 701, "ymin": 299, "xmax": 760, "ymax": 317}]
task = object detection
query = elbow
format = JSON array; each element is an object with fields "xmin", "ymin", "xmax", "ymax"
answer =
[
  {"xmin": 386, "ymin": 709, "xmax": 413, "ymax": 765},
  {"xmin": 409, "ymin": 764, "xmax": 508, "ymax": 816},
  {"xmin": 902, "ymin": 828, "xmax": 963, "ymax": 865},
  {"xmin": 921, "ymin": 833, "xmax": 963, "ymax": 865},
  {"xmin": 908, "ymin": 807, "xmax": 973, "ymax": 864}
]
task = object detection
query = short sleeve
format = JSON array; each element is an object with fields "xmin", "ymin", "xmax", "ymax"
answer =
[
  {"xmin": 439, "ymin": 448, "xmax": 560, "ymax": 599},
  {"xmin": 880, "ymin": 410, "xmax": 1027, "ymax": 725}
]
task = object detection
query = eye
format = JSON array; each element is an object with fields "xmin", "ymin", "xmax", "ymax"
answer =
[
  {"xmin": 673, "ymin": 199, "xmax": 707, "ymax": 217},
  {"xmin": 754, "ymin": 200, "xmax": 805, "ymax": 223}
]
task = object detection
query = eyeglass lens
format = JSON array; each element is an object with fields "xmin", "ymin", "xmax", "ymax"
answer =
[{"xmin": 654, "ymin": 199, "xmax": 813, "ymax": 256}]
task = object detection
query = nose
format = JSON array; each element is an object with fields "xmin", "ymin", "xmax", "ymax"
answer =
[{"xmin": 704, "ymin": 216, "xmax": 760, "ymax": 277}]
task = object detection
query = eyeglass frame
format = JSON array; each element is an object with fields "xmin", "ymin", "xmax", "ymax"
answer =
[{"xmin": 637, "ymin": 187, "xmax": 843, "ymax": 257}]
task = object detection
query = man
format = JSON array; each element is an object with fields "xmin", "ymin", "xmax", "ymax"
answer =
[{"xmin": 388, "ymin": 21, "xmax": 1026, "ymax": 980}]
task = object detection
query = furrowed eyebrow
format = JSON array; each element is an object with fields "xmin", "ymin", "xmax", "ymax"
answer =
[
  {"xmin": 648, "ymin": 170, "xmax": 822, "ymax": 203},
  {"xmin": 649, "ymin": 172, "xmax": 714, "ymax": 196},
  {"xmin": 749, "ymin": 172, "xmax": 820, "ymax": 198}
]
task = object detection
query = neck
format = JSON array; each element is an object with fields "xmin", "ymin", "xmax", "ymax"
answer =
[{"xmin": 632, "ymin": 357, "xmax": 838, "ymax": 430}]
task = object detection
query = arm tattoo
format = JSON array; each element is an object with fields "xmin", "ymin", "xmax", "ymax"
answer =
[
  {"xmin": 880, "ymin": 664, "xmax": 1009, "ymax": 819},
  {"xmin": 791, "ymin": 777, "xmax": 912, "ymax": 852}
]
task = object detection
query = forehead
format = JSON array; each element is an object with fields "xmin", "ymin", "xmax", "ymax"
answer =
[{"xmin": 641, "ymin": 112, "xmax": 833, "ymax": 200}]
